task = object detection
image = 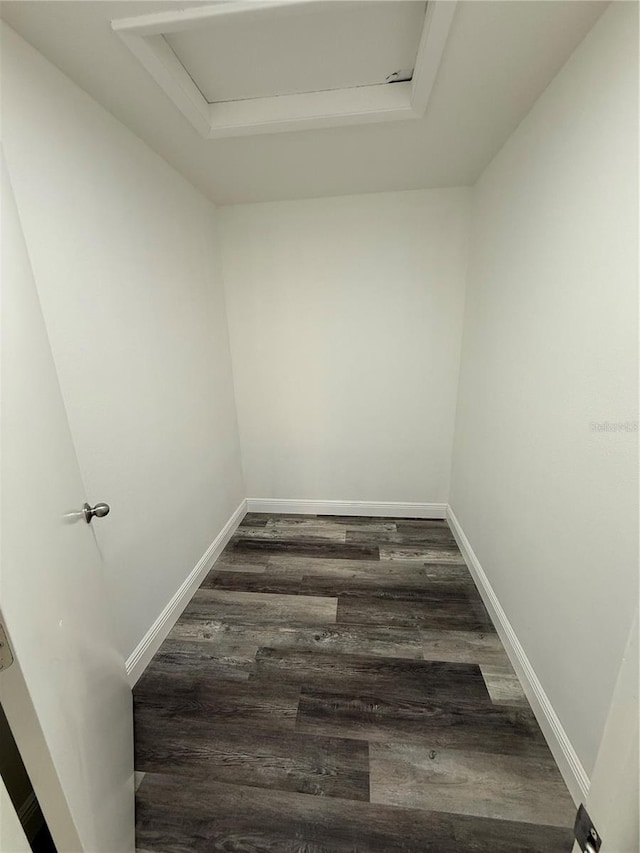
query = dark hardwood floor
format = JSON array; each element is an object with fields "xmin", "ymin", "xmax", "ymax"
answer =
[{"xmin": 134, "ymin": 514, "xmax": 576, "ymax": 852}]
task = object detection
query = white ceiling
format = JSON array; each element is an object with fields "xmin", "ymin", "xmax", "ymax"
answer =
[
  {"xmin": 0, "ymin": 1, "xmax": 607, "ymax": 205},
  {"xmin": 165, "ymin": 2, "xmax": 426, "ymax": 103}
]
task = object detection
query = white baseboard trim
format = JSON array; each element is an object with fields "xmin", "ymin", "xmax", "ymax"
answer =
[
  {"xmin": 246, "ymin": 499, "xmax": 447, "ymax": 519},
  {"xmin": 125, "ymin": 499, "xmax": 247, "ymax": 685},
  {"xmin": 446, "ymin": 506, "xmax": 589, "ymax": 805}
]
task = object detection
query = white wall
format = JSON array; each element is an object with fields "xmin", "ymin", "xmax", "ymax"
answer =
[
  {"xmin": 450, "ymin": 0, "xmax": 638, "ymax": 779},
  {"xmin": 1, "ymin": 23, "xmax": 245, "ymax": 659},
  {"xmin": 220, "ymin": 189, "xmax": 470, "ymax": 505}
]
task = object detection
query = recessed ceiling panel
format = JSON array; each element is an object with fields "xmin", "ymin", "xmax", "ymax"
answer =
[
  {"xmin": 165, "ymin": 1, "xmax": 427, "ymax": 103},
  {"xmin": 110, "ymin": 0, "xmax": 455, "ymax": 138}
]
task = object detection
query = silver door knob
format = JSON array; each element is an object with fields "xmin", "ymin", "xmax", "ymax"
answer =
[{"xmin": 83, "ymin": 502, "xmax": 110, "ymax": 524}]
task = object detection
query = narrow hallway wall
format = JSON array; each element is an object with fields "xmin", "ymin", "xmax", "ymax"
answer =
[{"xmin": 450, "ymin": 1, "xmax": 638, "ymax": 781}]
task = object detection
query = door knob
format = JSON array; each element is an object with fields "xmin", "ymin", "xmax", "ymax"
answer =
[{"xmin": 83, "ymin": 502, "xmax": 110, "ymax": 524}]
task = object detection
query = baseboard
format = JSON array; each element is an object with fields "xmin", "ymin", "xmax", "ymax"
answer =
[
  {"xmin": 125, "ymin": 499, "xmax": 247, "ymax": 685},
  {"xmin": 246, "ymin": 498, "xmax": 447, "ymax": 519},
  {"xmin": 446, "ymin": 506, "xmax": 590, "ymax": 805}
]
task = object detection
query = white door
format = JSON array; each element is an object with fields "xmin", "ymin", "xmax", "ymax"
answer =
[
  {"xmin": 0, "ymin": 152, "xmax": 135, "ymax": 852},
  {"xmin": 0, "ymin": 775, "xmax": 31, "ymax": 853}
]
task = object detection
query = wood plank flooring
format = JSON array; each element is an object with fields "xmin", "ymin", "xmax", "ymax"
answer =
[{"xmin": 134, "ymin": 513, "xmax": 576, "ymax": 852}]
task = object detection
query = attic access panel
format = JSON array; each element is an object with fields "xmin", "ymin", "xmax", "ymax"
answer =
[
  {"xmin": 165, "ymin": 2, "xmax": 426, "ymax": 103},
  {"xmin": 112, "ymin": 0, "xmax": 457, "ymax": 138}
]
